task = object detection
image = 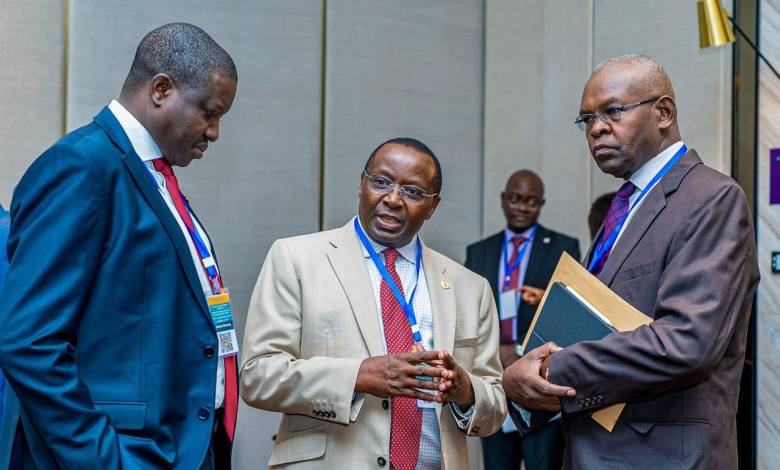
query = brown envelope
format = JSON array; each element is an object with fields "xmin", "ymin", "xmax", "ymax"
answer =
[{"xmin": 520, "ymin": 252, "xmax": 652, "ymax": 432}]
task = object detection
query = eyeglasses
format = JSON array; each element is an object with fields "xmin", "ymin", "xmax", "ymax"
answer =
[
  {"xmin": 362, "ymin": 170, "xmax": 439, "ymax": 203},
  {"xmin": 504, "ymin": 194, "xmax": 543, "ymax": 209},
  {"xmin": 574, "ymin": 97, "xmax": 660, "ymax": 131}
]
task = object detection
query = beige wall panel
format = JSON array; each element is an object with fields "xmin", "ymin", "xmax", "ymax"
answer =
[
  {"xmin": 67, "ymin": 1, "xmax": 323, "ymax": 467},
  {"xmin": 483, "ymin": 0, "xmax": 544, "ymax": 235},
  {"xmin": 483, "ymin": 0, "xmax": 592, "ymax": 247},
  {"xmin": 323, "ymin": 0, "xmax": 485, "ymax": 262},
  {"xmin": 757, "ymin": 1, "xmax": 780, "ymax": 466},
  {"xmin": 0, "ymin": 1, "xmax": 65, "ymax": 207},
  {"xmin": 591, "ymin": 0, "xmax": 732, "ymax": 201}
]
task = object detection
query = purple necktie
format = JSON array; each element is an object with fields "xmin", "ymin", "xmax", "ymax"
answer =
[{"xmin": 591, "ymin": 181, "xmax": 637, "ymax": 276}]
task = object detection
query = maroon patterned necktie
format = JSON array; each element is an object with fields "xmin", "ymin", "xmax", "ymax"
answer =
[
  {"xmin": 499, "ymin": 235, "xmax": 526, "ymax": 343},
  {"xmin": 151, "ymin": 158, "xmax": 237, "ymax": 442},
  {"xmin": 380, "ymin": 248, "xmax": 421, "ymax": 470},
  {"xmin": 591, "ymin": 181, "xmax": 637, "ymax": 276}
]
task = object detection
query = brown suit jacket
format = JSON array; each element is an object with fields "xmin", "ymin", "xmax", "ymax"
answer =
[{"xmin": 548, "ymin": 150, "xmax": 759, "ymax": 469}]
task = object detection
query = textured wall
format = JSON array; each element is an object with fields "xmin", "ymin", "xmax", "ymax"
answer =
[
  {"xmin": 757, "ymin": 1, "xmax": 780, "ymax": 467},
  {"xmin": 323, "ymin": 0, "xmax": 486, "ymax": 261},
  {"xmin": 0, "ymin": 1, "xmax": 65, "ymax": 207}
]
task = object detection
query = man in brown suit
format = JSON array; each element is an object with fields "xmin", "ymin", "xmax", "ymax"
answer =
[{"xmin": 502, "ymin": 54, "xmax": 759, "ymax": 469}]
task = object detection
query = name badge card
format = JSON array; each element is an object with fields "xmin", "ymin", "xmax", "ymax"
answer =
[
  {"xmin": 207, "ymin": 290, "xmax": 240, "ymax": 357},
  {"xmin": 499, "ymin": 290, "xmax": 518, "ymax": 320}
]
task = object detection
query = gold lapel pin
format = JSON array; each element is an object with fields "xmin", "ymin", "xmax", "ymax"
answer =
[{"xmin": 440, "ymin": 280, "xmax": 450, "ymax": 289}]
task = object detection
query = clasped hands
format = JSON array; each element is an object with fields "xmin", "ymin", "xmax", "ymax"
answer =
[
  {"xmin": 501, "ymin": 342, "xmax": 576, "ymax": 412},
  {"xmin": 355, "ymin": 344, "xmax": 475, "ymax": 409}
]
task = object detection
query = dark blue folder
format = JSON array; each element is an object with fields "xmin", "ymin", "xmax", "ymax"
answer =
[
  {"xmin": 512, "ymin": 282, "xmax": 618, "ymax": 435},
  {"xmin": 525, "ymin": 281, "xmax": 616, "ymax": 352}
]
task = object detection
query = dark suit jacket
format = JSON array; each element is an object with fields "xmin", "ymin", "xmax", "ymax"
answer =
[
  {"xmin": 465, "ymin": 225, "xmax": 581, "ymax": 341},
  {"xmin": 0, "ymin": 107, "xmax": 232, "ymax": 469},
  {"xmin": 546, "ymin": 150, "xmax": 759, "ymax": 469}
]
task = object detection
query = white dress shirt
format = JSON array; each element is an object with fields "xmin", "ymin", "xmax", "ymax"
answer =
[
  {"xmin": 615, "ymin": 141, "xmax": 686, "ymax": 245},
  {"xmin": 108, "ymin": 100, "xmax": 225, "ymax": 409},
  {"xmin": 357, "ymin": 217, "xmax": 472, "ymax": 470}
]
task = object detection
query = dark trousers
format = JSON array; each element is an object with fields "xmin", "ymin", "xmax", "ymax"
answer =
[
  {"xmin": 481, "ymin": 421, "xmax": 564, "ymax": 470},
  {"xmin": 201, "ymin": 408, "xmax": 233, "ymax": 470}
]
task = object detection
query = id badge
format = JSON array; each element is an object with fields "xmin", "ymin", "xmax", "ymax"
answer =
[
  {"xmin": 415, "ymin": 361, "xmax": 438, "ymax": 409},
  {"xmin": 206, "ymin": 290, "xmax": 240, "ymax": 357},
  {"xmin": 499, "ymin": 290, "xmax": 518, "ymax": 320}
]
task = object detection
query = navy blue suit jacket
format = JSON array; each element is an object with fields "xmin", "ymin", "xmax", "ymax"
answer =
[{"xmin": 0, "ymin": 108, "xmax": 226, "ymax": 469}]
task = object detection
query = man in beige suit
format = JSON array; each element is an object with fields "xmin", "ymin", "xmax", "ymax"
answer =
[{"xmin": 240, "ymin": 137, "xmax": 506, "ymax": 469}]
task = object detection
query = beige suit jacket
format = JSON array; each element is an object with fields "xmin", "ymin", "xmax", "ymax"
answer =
[{"xmin": 240, "ymin": 220, "xmax": 506, "ymax": 469}]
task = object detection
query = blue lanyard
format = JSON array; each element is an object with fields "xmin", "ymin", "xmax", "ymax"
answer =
[
  {"xmin": 502, "ymin": 225, "xmax": 537, "ymax": 290},
  {"xmin": 353, "ymin": 218, "xmax": 423, "ymax": 343},
  {"xmin": 588, "ymin": 144, "xmax": 687, "ymax": 273},
  {"xmin": 144, "ymin": 164, "xmax": 221, "ymax": 294}
]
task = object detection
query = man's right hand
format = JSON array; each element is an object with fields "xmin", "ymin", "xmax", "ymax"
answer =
[
  {"xmin": 502, "ymin": 342, "xmax": 576, "ymax": 412},
  {"xmin": 355, "ymin": 351, "xmax": 450, "ymax": 402}
]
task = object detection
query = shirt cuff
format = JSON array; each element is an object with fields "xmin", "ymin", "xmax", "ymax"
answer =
[{"xmin": 450, "ymin": 402, "xmax": 476, "ymax": 429}]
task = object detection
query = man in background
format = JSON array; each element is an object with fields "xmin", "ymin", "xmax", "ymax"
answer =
[
  {"xmin": 241, "ymin": 138, "xmax": 506, "ymax": 469},
  {"xmin": 503, "ymin": 54, "xmax": 759, "ymax": 469},
  {"xmin": 0, "ymin": 24, "xmax": 238, "ymax": 469},
  {"xmin": 465, "ymin": 170, "xmax": 579, "ymax": 470}
]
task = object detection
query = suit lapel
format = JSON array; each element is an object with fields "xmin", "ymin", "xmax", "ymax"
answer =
[
  {"xmin": 326, "ymin": 223, "xmax": 385, "ymax": 357},
  {"xmin": 425, "ymin": 246, "xmax": 455, "ymax": 354},
  {"xmin": 94, "ymin": 107, "xmax": 211, "ymax": 319},
  {"xmin": 483, "ymin": 233, "xmax": 503, "ymax": 302},
  {"xmin": 597, "ymin": 150, "xmax": 702, "ymax": 286},
  {"xmin": 597, "ymin": 186, "xmax": 666, "ymax": 285}
]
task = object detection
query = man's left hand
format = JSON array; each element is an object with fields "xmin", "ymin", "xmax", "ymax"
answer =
[{"xmin": 436, "ymin": 351, "xmax": 475, "ymax": 409}]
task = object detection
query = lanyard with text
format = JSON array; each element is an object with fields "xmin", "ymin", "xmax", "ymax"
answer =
[
  {"xmin": 144, "ymin": 163, "xmax": 238, "ymax": 356},
  {"xmin": 588, "ymin": 144, "xmax": 687, "ymax": 273},
  {"xmin": 502, "ymin": 224, "xmax": 537, "ymax": 291},
  {"xmin": 353, "ymin": 218, "xmax": 423, "ymax": 343}
]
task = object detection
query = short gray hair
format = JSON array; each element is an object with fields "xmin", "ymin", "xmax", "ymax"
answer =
[{"xmin": 593, "ymin": 54, "xmax": 674, "ymax": 98}]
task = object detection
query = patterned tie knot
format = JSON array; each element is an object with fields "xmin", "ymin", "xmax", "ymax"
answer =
[
  {"xmin": 511, "ymin": 234, "xmax": 526, "ymax": 250},
  {"xmin": 152, "ymin": 158, "xmax": 174, "ymax": 177},
  {"xmin": 616, "ymin": 180, "xmax": 637, "ymax": 201},
  {"xmin": 383, "ymin": 247, "xmax": 401, "ymax": 267}
]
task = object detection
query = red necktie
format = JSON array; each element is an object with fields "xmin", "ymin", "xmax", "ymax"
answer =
[
  {"xmin": 499, "ymin": 235, "xmax": 526, "ymax": 344},
  {"xmin": 151, "ymin": 158, "xmax": 238, "ymax": 442},
  {"xmin": 380, "ymin": 248, "xmax": 421, "ymax": 470},
  {"xmin": 591, "ymin": 181, "xmax": 637, "ymax": 276}
]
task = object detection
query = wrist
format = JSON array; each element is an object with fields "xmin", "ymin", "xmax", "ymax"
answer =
[{"xmin": 454, "ymin": 377, "xmax": 475, "ymax": 409}]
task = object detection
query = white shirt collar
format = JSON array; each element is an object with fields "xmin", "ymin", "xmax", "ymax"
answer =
[
  {"xmin": 629, "ymin": 141, "xmax": 685, "ymax": 191},
  {"xmin": 108, "ymin": 100, "xmax": 163, "ymax": 162},
  {"xmin": 504, "ymin": 224, "xmax": 537, "ymax": 244},
  {"xmin": 356, "ymin": 217, "xmax": 419, "ymax": 264}
]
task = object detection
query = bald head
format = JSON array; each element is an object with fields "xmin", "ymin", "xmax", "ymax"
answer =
[
  {"xmin": 580, "ymin": 54, "xmax": 681, "ymax": 179},
  {"xmin": 501, "ymin": 170, "xmax": 545, "ymax": 232},
  {"xmin": 591, "ymin": 54, "xmax": 674, "ymax": 100}
]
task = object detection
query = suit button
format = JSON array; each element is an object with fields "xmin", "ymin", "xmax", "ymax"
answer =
[
  {"xmin": 203, "ymin": 347, "xmax": 215, "ymax": 358},
  {"xmin": 377, "ymin": 457, "xmax": 386, "ymax": 467},
  {"xmin": 197, "ymin": 407, "xmax": 210, "ymax": 420},
  {"xmin": 382, "ymin": 400, "xmax": 389, "ymax": 409}
]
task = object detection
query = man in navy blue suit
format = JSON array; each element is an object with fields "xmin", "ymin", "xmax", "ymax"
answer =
[{"xmin": 0, "ymin": 23, "xmax": 238, "ymax": 469}]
